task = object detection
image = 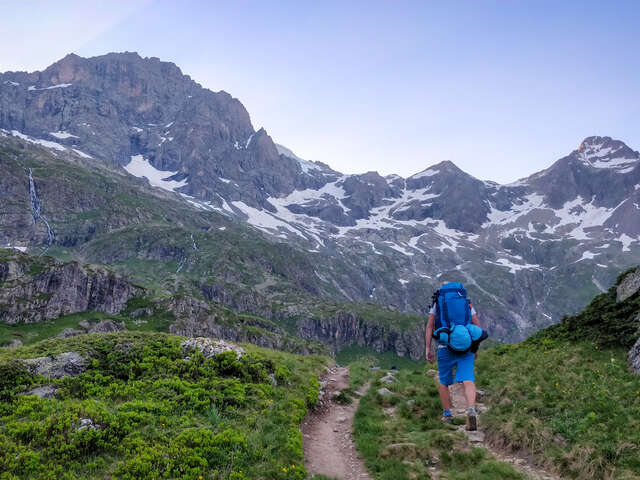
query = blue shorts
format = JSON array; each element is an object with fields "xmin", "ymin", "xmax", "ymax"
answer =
[{"xmin": 437, "ymin": 347, "xmax": 475, "ymax": 386}]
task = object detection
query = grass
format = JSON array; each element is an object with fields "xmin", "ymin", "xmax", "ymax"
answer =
[
  {"xmin": 477, "ymin": 338, "xmax": 640, "ymax": 479},
  {"xmin": 0, "ymin": 310, "xmax": 175, "ymax": 348},
  {"xmin": 0, "ymin": 332, "xmax": 329, "ymax": 479},
  {"xmin": 351, "ymin": 364, "xmax": 526, "ymax": 480},
  {"xmin": 474, "ymin": 270, "xmax": 640, "ymax": 479}
]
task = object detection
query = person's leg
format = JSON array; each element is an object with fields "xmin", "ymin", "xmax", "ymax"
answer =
[
  {"xmin": 439, "ymin": 382, "xmax": 452, "ymax": 410},
  {"xmin": 436, "ymin": 348, "xmax": 454, "ymax": 419},
  {"xmin": 454, "ymin": 352, "xmax": 478, "ymax": 430},
  {"xmin": 462, "ymin": 380, "xmax": 476, "ymax": 409}
]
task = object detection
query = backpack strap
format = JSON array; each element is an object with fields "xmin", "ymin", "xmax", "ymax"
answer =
[
  {"xmin": 465, "ymin": 298, "xmax": 470, "ymax": 325},
  {"xmin": 438, "ymin": 293, "xmax": 448, "ymax": 329}
]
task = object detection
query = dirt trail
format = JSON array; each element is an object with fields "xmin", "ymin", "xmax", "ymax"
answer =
[
  {"xmin": 449, "ymin": 383, "xmax": 562, "ymax": 480},
  {"xmin": 302, "ymin": 366, "xmax": 371, "ymax": 480}
]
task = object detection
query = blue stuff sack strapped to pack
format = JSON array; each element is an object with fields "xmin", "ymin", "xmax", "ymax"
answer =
[{"xmin": 432, "ymin": 282, "xmax": 488, "ymax": 354}]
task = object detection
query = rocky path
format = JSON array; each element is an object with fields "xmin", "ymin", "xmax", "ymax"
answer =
[
  {"xmin": 449, "ymin": 383, "xmax": 562, "ymax": 480},
  {"xmin": 302, "ymin": 366, "xmax": 371, "ymax": 480}
]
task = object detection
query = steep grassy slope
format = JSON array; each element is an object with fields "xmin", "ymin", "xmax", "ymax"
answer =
[
  {"xmin": 476, "ymin": 270, "xmax": 640, "ymax": 479},
  {"xmin": 0, "ymin": 332, "xmax": 327, "ymax": 479}
]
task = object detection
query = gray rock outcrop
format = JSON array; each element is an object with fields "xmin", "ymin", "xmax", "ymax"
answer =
[
  {"xmin": 166, "ymin": 296, "xmax": 324, "ymax": 355},
  {"xmin": 21, "ymin": 351, "xmax": 87, "ymax": 378},
  {"xmin": 297, "ymin": 311, "xmax": 425, "ymax": 359},
  {"xmin": 617, "ymin": 267, "xmax": 640, "ymax": 302},
  {"xmin": 629, "ymin": 337, "xmax": 640, "ymax": 375},
  {"xmin": 0, "ymin": 250, "xmax": 143, "ymax": 323},
  {"xmin": 181, "ymin": 337, "xmax": 244, "ymax": 359},
  {"xmin": 79, "ymin": 319, "xmax": 126, "ymax": 333},
  {"xmin": 21, "ymin": 385, "xmax": 58, "ymax": 399}
]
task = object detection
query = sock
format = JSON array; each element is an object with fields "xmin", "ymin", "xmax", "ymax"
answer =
[
  {"xmin": 443, "ymin": 409, "xmax": 452, "ymax": 417},
  {"xmin": 468, "ymin": 407, "xmax": 477, "ymax": 416}
]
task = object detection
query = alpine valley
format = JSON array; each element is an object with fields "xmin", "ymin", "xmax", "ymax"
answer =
[{"xmin": 1, "ymin": 52, "xmax": 639, "ymax": 357}]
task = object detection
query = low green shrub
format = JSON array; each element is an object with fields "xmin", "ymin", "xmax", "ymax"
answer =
[{"xmin": 0, "ymin": 332, "xmax": 327, "ymax": 479}]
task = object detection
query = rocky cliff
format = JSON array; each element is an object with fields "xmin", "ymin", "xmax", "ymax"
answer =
[
  {"xmin": 0, "ymin": 249, "xmax": 142, "ymax": 323},
  {"xmin": 164, "ymin": 295, "xmax": 326, "ymax": 355},
  {"xmin": 297, "ymin": 311, "xmax": 425, "ymax": 360}
]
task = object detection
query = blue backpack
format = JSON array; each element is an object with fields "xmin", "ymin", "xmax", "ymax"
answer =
[{"xmin": 432, "ymin": 282, "xmax": 486, "ymax": 353}]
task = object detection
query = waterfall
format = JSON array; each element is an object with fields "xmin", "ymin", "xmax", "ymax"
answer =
[
  {"xmin": 190, "ymin": 233, "xmax": 198, "ymax": 252},
  {"xmin": 28, "ymin": 168, "xmax": 55, "ymax": 253},
  {"xmin": 176, "ymin": 256, "xmax": 187, "ymax": 273}
]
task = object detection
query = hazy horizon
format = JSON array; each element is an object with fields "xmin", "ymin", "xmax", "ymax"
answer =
[{"xmin": 2, "ymin": 0, "xmax": 639, "ymax": 183}]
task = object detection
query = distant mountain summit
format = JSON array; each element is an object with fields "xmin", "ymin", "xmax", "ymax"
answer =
[{"xmin": 1, "ymin": 52, "xmax": 639, "ymax": 341}]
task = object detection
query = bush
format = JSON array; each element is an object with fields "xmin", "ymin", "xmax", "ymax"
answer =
[{"xmin": 0, "ymin": 332, "xmax": 328, "ymax": 479}]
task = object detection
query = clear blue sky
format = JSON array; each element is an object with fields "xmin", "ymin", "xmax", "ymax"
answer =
[{"xmin": 2, "ymin": 0, "xmax": 639, "ymax": 183}]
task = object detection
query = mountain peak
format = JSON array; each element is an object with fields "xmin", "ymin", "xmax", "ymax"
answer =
[{"xmin": 574, "ymin": 136, "xmax": 639, "ymax": 172}]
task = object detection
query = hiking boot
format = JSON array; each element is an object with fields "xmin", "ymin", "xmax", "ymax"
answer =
[
  {"xmin": 466, "ymin": 407, "xmax": 477, "ymax": 431},
  {"xmin": 441, "ymin": 415, "xmax": 453, "ymax": 425}
]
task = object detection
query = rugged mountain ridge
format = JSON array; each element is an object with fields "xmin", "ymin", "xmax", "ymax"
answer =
[{"xmin": 1, "ymin": 52, "xmax": 639, "ymax": 344}]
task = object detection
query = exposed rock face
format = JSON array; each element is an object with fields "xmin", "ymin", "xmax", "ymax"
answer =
[
  {"xmin": 165, "ymin": 296, "xmax": 325, "ymax": 355},
  {"xmin": 0, "ymin": 52, "xmax": 335, "ymax": 212},
  {"xmin": 55, "ymin": 319, "xmax": 126, "ymax": 338},
  {"xmin": 180, "ymin": 337, "xmax": 244, "ymax": 359},
  {"xmin": 79, "ymin": 319, "xmax": 126, "ymax": 333},
  {"xmin": 296, "ymin": 312, "xmax": 426, "ymax": 360},
  {"xmin": 21, "ymin": 351, "xmax": 87, "ymax": 378},
  {"xmin": 55, "ymin": 328, "xmax": 84, "ymax": 338},
  {"xmin": 617, "ymin": 267, "xmax": 640, "ymax": 302},
  {"xmin": 629, "ymin": 336, "xmax": 640, "ymax": 375},
  {"xmin": 0, "ymin": 250, "xmax": 143, "ymax": 323}
]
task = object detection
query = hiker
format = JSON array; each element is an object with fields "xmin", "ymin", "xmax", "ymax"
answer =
[{"xmin": 425, "ymin": 282, "xmax": 487, "ymax": 431}]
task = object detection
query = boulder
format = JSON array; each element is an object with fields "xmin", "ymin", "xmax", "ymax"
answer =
[
  {"xmin": 21, "ymin": 385, "xmax": 58, "ymax": 399},
  {"xmin": 85, "ymin": 319, "xmax": 126, "ymax": 333},
  {"xmin": 56, "ymin": 328, "xmax": 84, "ymax": 338},
  {"xmin": 21, "ymin": 351, "xmax": 87, "ymax": 378},
  {"xmin": 3, "ymin": 338, "xmax": 23, "ymax": 348},
  {"xmin": 380, "ymin": 373, "xmax": 396, "ymax": 384},
  {"xmin": 181, "ymin": 337, "xmax": 244, "ymax": 359},
  {"xmin": 617, "ymin": 267, "xmax": 640, "ymax": 302},
  {"xmin": 77, "ymin": 418, "xmax": 102, "ymax": 431},
  {"xmin": 377, "ymin": 387, "xmax": 393, "ymax": 396}
]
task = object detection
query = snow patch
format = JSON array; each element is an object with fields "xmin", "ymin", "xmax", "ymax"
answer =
[
  {"xmin": 72, "ymin": 148, "xmax": 92, "ymax": 159},
  {"xmin": 619, "ymin": 234, "xmax": 636, "ymax": 252},
  {"xmin": 2, "ymin": 245, "xmax": 27, "ymax": 252},
  {"xmin": 275, "ymin": 143, "xmax": 322, "ymax": 174},
  {"xmin": 231, "ymin": 201, "xmax": 307, "ymax": 239},
  {"xmin": 10, "ymin": 130, "xmax": 67, "ymax": 151},
  {"xmin": 29, "ymin": 83, "xmax": 72, "ymax": 91},
  {"xmin": 50, "ymin": 131, "xmax": 78, "ymax": 139},
  {"xmin": 410, "ymin": 168, "xmax": 439, "ymax": 179},
  {"xmin": 485, "ymin": 258, "xmax": 540, "ymax": 274},
  {"xmin": 124, "ymin": 155, "xmax": 187, "ymax": 192}
]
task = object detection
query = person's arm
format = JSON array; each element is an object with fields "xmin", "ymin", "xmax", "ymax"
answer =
[
  {"xmin": 471, "ymin": 312, "xmax": 480, "ymax": 358},
  {"xmin": 426, "ymin": 314, "xmax": 435, "ymax": 362}
]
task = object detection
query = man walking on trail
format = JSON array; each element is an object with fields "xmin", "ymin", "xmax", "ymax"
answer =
[{"xmin": 425, "ymin": 282, "xmax": 483, "ymax": 431}]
